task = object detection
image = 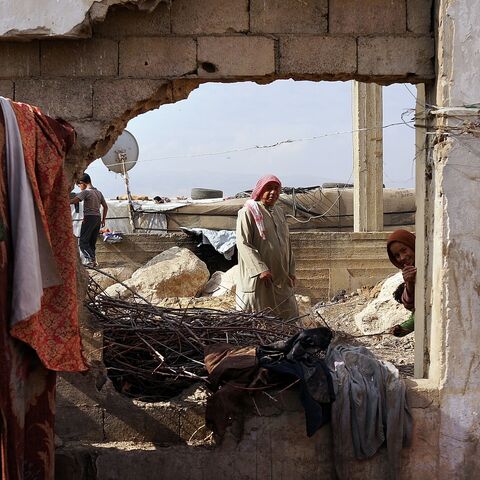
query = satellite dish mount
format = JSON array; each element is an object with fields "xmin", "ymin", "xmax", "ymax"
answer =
[{"xmin": 101, "ymin": 130, "xmax": 139, "ymax": 232}]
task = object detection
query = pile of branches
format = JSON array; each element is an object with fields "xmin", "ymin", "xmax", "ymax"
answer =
[{"xmin": 86, "ymin": 275, "xmax": 301, "ymax": 400}]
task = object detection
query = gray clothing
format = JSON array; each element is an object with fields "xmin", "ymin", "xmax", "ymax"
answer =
[
  {"xmin": 76, "ymin": 187, "xmax": 105, "ymax": 217},
  {"xmin": 326, "ymin": 344, "xmax": 412, "ymax": 480},
  {"xmin": 1, "ymin": 97, "xmax": 60, "ymax": 327},
  {"xmin": 235, "ymin": 202, "xmax": 298, "ymax": 319}
]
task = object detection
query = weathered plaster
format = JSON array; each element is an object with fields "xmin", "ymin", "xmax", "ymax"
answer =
[
  {"xmin": 430, "ymin": 1, "xmax": 480, "ymax": 477},
  {"xmin": 0, "ymin": 0, "xmax": 163, "ymax": 38}
]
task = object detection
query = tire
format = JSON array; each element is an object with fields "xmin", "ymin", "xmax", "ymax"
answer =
[
  {"xmin": 191, "ymin": 188, "xmax": 223, "ymax": 200},
  {"xmin": 321, "ymin": 182, "xmax": 354, "ymax": 189}
]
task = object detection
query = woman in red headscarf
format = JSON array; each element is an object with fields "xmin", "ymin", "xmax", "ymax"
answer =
[
  {"xmin": 386, "ymin": 229, "xmax": 416, "ymax": 336},
  {"xmin": 235, "ymin": 175, "xmax": 298, "ymax": 319}
]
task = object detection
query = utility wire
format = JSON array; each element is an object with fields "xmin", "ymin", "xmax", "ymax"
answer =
[{"xmin": 102, "ymin": 120, "xmax": 415, "ymax": 169}]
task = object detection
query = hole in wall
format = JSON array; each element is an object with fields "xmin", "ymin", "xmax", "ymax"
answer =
[{"xmin": 200, "ymin": 61, "xmax": 218, "ymax": 73}]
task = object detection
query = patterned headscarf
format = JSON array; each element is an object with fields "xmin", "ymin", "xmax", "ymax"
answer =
[
  {"xmin": 251, "ymin": 174, "xmax": 282, "ymax": 200},
  {"xmin": 386, "ymin": 229, "xmax": 416, "ymax": 268}
]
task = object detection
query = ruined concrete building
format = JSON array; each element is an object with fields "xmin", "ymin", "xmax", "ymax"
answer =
[{"xmin": 1, "ymin": 0, "xmax": 479, "ymax": 478}]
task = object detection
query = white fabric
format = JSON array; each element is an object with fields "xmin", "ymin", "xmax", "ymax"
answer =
[{"xmin": 1, "ymin": 97, "xmax": 60, "ymax": 327}]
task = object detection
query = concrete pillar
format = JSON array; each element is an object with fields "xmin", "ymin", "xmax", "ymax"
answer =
[
  {"xmin": 428, "ymin": 1, "xmax": 480, "ymax": 477},
  {"xmin": 352, "ymin": 81, "xmax": 383, "ymax": 232},
  {"xmin": 414, "ymin": 84, "xmax": 429, "ymax": 379}
]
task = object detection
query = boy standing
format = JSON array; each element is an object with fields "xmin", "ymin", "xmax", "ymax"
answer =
[{"xmin": 70, "ymin": 173, "xmax": 108, "ymax": 267}]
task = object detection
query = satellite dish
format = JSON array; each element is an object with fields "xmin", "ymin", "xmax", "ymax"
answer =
[{"xmin": 101, "ymin": 130, "xmax": 139, "ymax": 174}]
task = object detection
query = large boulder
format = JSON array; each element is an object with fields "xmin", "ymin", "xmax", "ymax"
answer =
[
  {"xmin": 103, "ymin": 247, "xmax": 210, "ymax": 303},
  {"xmin": 201, "ymin": 265, "xmax": 238, "ymax": 297},
  {"xmin": 354, "ymin": 272, "xmax": 410, "ymax": 335}
]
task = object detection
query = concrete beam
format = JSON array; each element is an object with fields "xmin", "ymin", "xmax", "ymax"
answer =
[{"xmin": 352, "ymin": 81, "xmax": 384, "ymax": 232}]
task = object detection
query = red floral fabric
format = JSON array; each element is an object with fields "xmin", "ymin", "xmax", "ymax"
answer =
[
  {"xmin": 8, "ymin": 101, "xmax": 86, "ymax": 372},
  {"xmin": 1, "ymin": 107, "xmax": 57, "ymax": 480}
]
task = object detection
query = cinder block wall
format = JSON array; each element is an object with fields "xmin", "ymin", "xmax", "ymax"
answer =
[
  {"xmin": 95, "ymin": 231, "xmax": 397, "ymax": 301},
  {"xmin": 0, "ymin": 0, "xmax": 433, "ymax": 170}
]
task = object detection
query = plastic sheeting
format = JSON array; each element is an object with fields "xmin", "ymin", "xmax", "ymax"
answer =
[{"xmin": 182, "ymin": 227, "xmax": 236, "ymax": 260}]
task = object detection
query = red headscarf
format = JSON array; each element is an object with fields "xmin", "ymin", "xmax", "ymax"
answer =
[
  {"xmin": 386, "ymin": 229, "xmax": 416, "ymax": 268},
  {"xmin": 251, "ymin": 174, "xmax": 282, "ymax": 200}
]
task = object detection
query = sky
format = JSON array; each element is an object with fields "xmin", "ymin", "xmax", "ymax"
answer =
[{"xmin": 85, "ymin": 80, "xmax": 417, "ymax": 199}]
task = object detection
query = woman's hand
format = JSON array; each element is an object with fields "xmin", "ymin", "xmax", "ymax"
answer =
[
  {"xmin": 402, "ymin": 265, "xmax": 416, "ymax": 286},
  {"xmin": 259, "ymin": 270, "xmax": 273, "ymax": 286}
]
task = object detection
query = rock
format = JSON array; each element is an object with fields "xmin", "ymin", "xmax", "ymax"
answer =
[
  {"xmin": 201, "ymin": 265, "xmax": 238, "ymax": 297},
  {"xmin": 354, "ymin": 272, "xmax": 410, "ymax": 335},
  {"xmin": 296, "ymin": 294, "xmax": 312, "ymax": 318},
  {"xmin": 89, "ymin": 264, "xmax": 140, "ymax": 290},
  {"xmin": 103, "ymin": 247, "xmax": 210, "ymax": 303},
  {"xmin": 156, "ymin": 293, "xmax": 236, "ymax": 311}
]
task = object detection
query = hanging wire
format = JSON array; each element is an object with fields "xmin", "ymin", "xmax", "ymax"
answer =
[{"xmin": 102, "ymin": 120, "xmax": 415, "ymax": 169}]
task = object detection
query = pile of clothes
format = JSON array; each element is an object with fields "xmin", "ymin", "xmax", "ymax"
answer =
[{"xmin": 204, "ymin": 327, "xmax": 412, "ymax": 479}]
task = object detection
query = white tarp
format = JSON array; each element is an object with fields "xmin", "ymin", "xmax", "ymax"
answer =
[{"xmin": 182, "ymin": 227, "xmax": 237, "ymax": 260}]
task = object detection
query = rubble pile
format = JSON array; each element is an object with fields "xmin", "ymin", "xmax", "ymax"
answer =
[{"xmin": 87, "ymin": 247, "xmax": 415, "ymax": 401}]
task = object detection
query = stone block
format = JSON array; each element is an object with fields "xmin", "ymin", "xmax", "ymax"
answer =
[
  {"xmin": 41, "ymin": 39, "xmax": 118, "ymax": 77},
  {"xmin": 55, "ymin": 405, "xmax": 104, "ymax": 442},
  {"xmin": 93, "ymin": 79, "xmax": 171, "ymax": 120},
  {"xmin": 279, "ymin": 36, "xmax": 356, "ymax": 76},
  {"xmin": 15, "ymin": 79, "xmax": 93, "ymax": 119},
  {"xmin": 171, "ymin": 0, "xmax": 248, "ymax": 34},
  {"xmin": 56, "ymin": 371, "xmax": 106, "ymax": 408},
  {"xmin": 358, "ymin": 36, "xmax": 434, "ymax": 78},
  {"xmin": 171, "ymin": 78, "xmax": 202, "ymax": 102},
  {"xmin": 329, "ymin": 0, "xmax": 406, "ymax": 34},
  {"xmin": 0, "ymin": 42, "xmax": 40, "ymax": 78},
  {"xmin": 407, "ymin": 0, "xmax": 433, "ymax": 33},
  {"xmin": 56, "ymin": 447, "xmax": 96, "ymax": 480},
  {"xmin": 119, "ymin": 37, "xmax": 197, "ymax": 77},
  {"xmin": 103, "ymin": 401, "xmax": 184, "ymax": 444},
  {"xmin": 251, "ymin": 0, "xmax": 327, "ymax": 34},
  {"xmin": 0, "ymin": 80, "xmax": 14, "ymax": 98},
  {"xmin": 197, "ymin": 36, "xmax": 275, "ymax": 77},
  {"xmin": 93, "ymin": 3, "xmax": 170, "ymax": 37}
]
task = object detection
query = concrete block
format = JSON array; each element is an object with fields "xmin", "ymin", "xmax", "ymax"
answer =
[
  {"xmin": 358, "ymin": 36, "xmax": 434, "ymax": 78},
  {"xmin": 93, "ymin": 3, "xmax": 170, "ymax": 37},
  {"xmin": 0, "ymin": 42, "xmax": 40, "ymax": 78},
  {"xmin": 93, "ymin": 79, "xmax": 171, "ymax": 120},
  {"xmin": 41, "ymin": 39, "xmax": 118, "ymax": 77},
  {"xmin": 279, "ymin": 36, "xmax": 356, "ymax": 76},
  {"xmin": 95, "ymin": 445, "xmax": 207, "ymax": 480},
  {"xmin": 55, "ymin": 405, "xmax": 104, "ymax": 442},
  {"xmin": 0, "ymin": 80, "xmax": 14, "ymax": 98},
  {"xmin": 119, "ymin": 37, "xmax": 197, "ymax": 78},
  {"xmin": 171, "ymin": 0, "xmax": 249, "ymax": 34},
  {"xmin": 15, "ymin": 79, "xmax": 93, "ymax": 119},
  {"xmin": 407, "ymin": 0, "xmax": 433, "ymax": 33},
  {"xmin": 56, "ymin": 447, "xmax": 96, "ymax": 480},
  {"xmin": 103, "ymin": 398, "xmax": 184, "ymax": 444},
  {"xmin": 197, "ymin": 36, "xmax": 275, "ymax": 77},
  {"xmin": 171, "ymin": 78, "xmax": 202, "ymax": 102},
  {"xmin": 57, "ymin": 371, "xmax": 106, "ymax": 407},
  {"xmin": 329, "ymin": 0, "xmax": 406, "ymax": 34},
  {"xmin": 251, "ymin": 0, "xmax": 327, "ymax": 34}
]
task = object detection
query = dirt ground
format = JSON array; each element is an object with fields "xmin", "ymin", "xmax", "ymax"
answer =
[{"xmin": 311, "ymin": 290, "xmax": 415, "ymax": 377}]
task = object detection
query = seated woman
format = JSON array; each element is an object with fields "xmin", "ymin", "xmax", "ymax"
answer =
[{"xmin": 386, "ymin": 229, "xmax": 416, "ymax": 337}]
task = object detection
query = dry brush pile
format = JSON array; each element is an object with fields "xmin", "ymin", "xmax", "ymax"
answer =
[{"xmin": 86, "ymin": 272, "xmax": 303, "ymax": 401}]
